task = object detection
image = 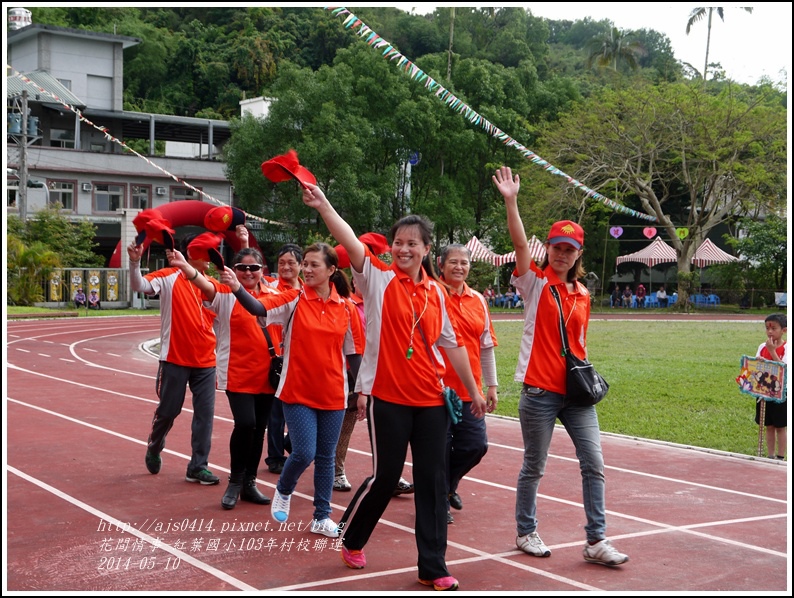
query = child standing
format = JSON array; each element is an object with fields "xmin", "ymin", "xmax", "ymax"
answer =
[{"xmin": 754, "ymin": 313, "xmax": 788, "ymax": 460}]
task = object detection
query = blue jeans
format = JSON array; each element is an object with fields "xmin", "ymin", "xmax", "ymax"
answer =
[
  {"xmin": 515, "ymin": 386, "xmax": 606, "ymax": 542},
  {"xmin": 278, "ymin": 403, "xmax": 344, "ymax": 521}
]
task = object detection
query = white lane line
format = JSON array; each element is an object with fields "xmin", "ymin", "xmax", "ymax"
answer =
[{"xmin": 7, "ymin": 465, "xmax": 258, "ymax": 592}]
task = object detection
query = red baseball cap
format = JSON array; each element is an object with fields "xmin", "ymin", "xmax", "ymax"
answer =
[
  {"xmin": 546, "ymin": 220, "xmax": 584, "ymax": 249},
  {"xmin": 334, "ymin": 232, "xmax": 390, "ymax": 269},
  {"xmin": 133, "ymin": 208, "xmax": 166, "ymax": 245},
  {"xmin": 261, "ymin": 149, "xmax": 317, "ymax": 189},
  {"xmin": 187, "ymin": 232, "xmax": 225, "ymax": 270},
  {"xmin": 143, "ymin": 217, "xmax": 175, "ymax": 250},
  {"xmin": 204, "ymin": 205, "xmax": 246, "ymax": 232}
]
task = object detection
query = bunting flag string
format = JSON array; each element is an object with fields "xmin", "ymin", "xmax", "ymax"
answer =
[
  {"xmin": 6, "ymin": 65, "xmax": 279, "ymax": 226},
  {"xmin": 326, "ymin": 7, "xmax": 658, "ymax": 223}
]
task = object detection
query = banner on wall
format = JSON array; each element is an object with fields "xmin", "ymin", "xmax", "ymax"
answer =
[
  {"xmin": 69, "ymin": 270, "xmax": 84, "ymax": 301},
  {"xmin": 88, "ymin": 269, "xmax": 101, "ymax": 296},
  {"xmin": 106, "ymin": 270, "xmax": 119, "ymax": 301},
  {"xmin": 49, "ymin": 269, "xmax": 63, "ymax": 301}
]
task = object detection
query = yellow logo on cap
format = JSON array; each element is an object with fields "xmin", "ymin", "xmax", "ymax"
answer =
[
  {"xmin": 222, "ymin": 214, "xmax": 231, "ymax": 225},
  {"xmin": 561, "ymin": 224, "xmax": 576, "ymax": 234}
]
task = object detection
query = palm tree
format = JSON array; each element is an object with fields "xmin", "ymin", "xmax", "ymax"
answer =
[
  {"xmin": 586, "ymin": 27, "xmax": 645, "ymax": 71},
  {"xmin": 686, "ymin": 7, "xmax": 754, "ymax": 80}
]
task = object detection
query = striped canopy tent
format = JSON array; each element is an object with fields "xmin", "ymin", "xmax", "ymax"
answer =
[
  {"xmin": 497, "ymin": 236, "xmax": 546, "ymax": 265},
  {"xmin": 692, "ymin": 238, "xmax": 739, "ymax": 268},
  {"xmin": 464, "ymin": 236, "xmax": 546, "ymax": 266},
  {"xmin": 615, "ymin": 236, "xmax": 677, "ymax": 267},
  {"xmin": 615, "ymin": 236, "xmax": 677, "ymax": 293}
]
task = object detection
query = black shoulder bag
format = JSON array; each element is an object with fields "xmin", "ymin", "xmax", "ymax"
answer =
[{"xmin": 549, "ymin": 285, "xmax": 609, "ymax": 406}]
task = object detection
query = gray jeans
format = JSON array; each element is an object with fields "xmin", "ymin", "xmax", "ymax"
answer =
[{"xmin": 515, "ymin": 385, "xmax": 606, "ymax": 542}]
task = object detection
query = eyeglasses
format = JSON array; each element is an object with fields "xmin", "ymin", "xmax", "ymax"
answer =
[{"xmin": 233, "ymin": 263, "xmax": 262, "ymax": 272}]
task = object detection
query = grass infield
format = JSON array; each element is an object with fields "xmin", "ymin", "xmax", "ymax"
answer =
[{"xmin": 493, "ymin": 320, "xmax": 768, "ymax": 457}]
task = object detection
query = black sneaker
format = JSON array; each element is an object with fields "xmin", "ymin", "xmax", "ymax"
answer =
[
  {"xmin": 267, "ymin": 461, "xmax": 284, "ymax": 474},
  {"xmin": 145, "ymin": 450, "xmax": 161, "ymax": 474},
  {"xmin": 186, "ymin": 468, "xmax": 220, "ymax": 485}
]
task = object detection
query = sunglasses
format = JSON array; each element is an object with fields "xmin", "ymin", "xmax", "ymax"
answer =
[{"xmin": 233, "ymin": 263, "xmax": 262, "ymax": 272}]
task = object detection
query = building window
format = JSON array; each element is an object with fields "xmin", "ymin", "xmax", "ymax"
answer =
[
  {"xmin": 50, "ymin": 128, "xmax": 75, "ymax": 149},
  {"xmin": 57, "ymin": 78, "xmax": 72, "ymax": 90},
  {"xmin": 7, "ymin": 187, "xmax": 18, "ymax": 208},
  {"xmin": 131, "ymin": 185, "xmax": 151, "ymax": 210},
  {"xmin": 94, "ymin": 183, "xmax": 125, "ymax": 212},
  {"xmin": 48, "ymin": 180, "xmax": 76, "ymax": 211},
  {"xmin": 171, "ymin": 186, "xmax": 201, "ymax": 201},
  {"xmin": 90, "ymin": 143, "xmax": 105, "ymax": 153}
]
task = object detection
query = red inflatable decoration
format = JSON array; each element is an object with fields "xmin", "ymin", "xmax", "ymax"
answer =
[{"xmin": 109, "ymin": 201, "xmax": 262, "ymax": 268}]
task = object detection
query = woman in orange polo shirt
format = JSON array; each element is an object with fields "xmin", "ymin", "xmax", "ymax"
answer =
[
  {"xmin": 303, "ymin": 186, "xmax": 487, "ymax": 592},
  {"xmin": 167, "ymin": 242, "xmax": 279, "ymax": 510},
  {"xmin": 493, "ymin": 165, "xmax": 629, "ymax": 568},
  {"xmin": 231, "ymin": 242, "xmax": 363, "ymax": 538}
]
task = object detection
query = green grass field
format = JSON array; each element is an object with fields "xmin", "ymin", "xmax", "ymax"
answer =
[
  {"xmin": 493, "ymin": 319, "xmax": 767, "ymax": 457},
  {"xmin": 8, "ymin": 306, "xmax": 773, "ymax": 457}
]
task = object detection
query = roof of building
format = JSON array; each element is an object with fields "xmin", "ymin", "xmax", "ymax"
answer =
[
  {"xmin": 7, "ymin": 23, "xmax": 140, "ymax": 49},
  {"xmin": 6, "ymin": 69, "xmax": 86, "ymax": 108}
]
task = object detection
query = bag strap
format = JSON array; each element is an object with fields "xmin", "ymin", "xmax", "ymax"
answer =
[
  {"xmin": 261, "ymin": 326, "xmax": 277, "ymax": 358},
  {"xmin": 261, "ymin": 291, "xmax": 300, "ymax": 356},
  {"xmin": 548, "ymin": 285, "xmax": 571, "ymax": 357}
]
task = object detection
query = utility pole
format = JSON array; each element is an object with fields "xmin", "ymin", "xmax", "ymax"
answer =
[{"xmin": 19, "ymin": 90, "xmax": 29, "ymax": 221}]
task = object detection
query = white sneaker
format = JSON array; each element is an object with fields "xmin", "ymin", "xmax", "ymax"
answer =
[
  {"xmin": 516, "ymin": 532, "xmax": 551, "ymax": 557},
  {"xmin": 311, "ymin": 517, "xmax": 340, "ymax": 538},
  {"xmin": 583, "ymin": 539, "xmax": 629, "ymax": 566},
  {"xmin": 334, "ymin": 474, "xmax": 352, "ymax": 491},
  {"xmin": 270, "ymin": 490, "xmax": 291, "ymax": 523}
]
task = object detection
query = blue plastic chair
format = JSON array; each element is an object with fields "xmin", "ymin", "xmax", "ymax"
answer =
[
  {"xmin": 646, "ymin": 291, "xmax": 659, "ymax": 308},
  {"xmin": 669, "ymin": 293, "xmax": 678, "ymax": 306},
  {"xmin": 707, "ymin": 294, "xmax": 720, "ymax": 307}
]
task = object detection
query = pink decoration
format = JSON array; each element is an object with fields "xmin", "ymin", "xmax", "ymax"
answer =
[
  {"xmin": 609, "ymin": 226, "xmax": 623, "ymax": 239},
  {"xmin": 643, "ymin": 227, "xmax": 657, "ymax": 239}
]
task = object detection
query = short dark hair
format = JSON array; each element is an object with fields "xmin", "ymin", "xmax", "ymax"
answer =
[
  {"xmin": 277, "ymin": 243, "xmax": 302, "ymax": 262},
  {"xmin": 765, "ymin": 313, "xmax": 787, "ymax": 328}
]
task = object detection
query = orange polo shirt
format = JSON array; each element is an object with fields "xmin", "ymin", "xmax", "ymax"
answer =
[
  {"xmin": 440, "ymin": 283, "xmax": 498, "ymax": 402},
  {"xmin": 352, "ymin": 248, "xmax": 464, "ymax": 407},
  {"xmin": 257, "ymin": 285, "xmax": 360, "ymax": 410},
  {"xmin": 145, "ymin": 267, "xmax": 218, "ymax": 368},
  {"xmin": 210, "ymin": 280, "xmax": 281, "ymax": 394},
  {"xmin": 511, "ymin": 261, "xmax": 590, "ymax": 394}
]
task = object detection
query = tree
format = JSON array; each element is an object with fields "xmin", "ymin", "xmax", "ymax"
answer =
[
  {"xmin": 586, "ymin": 27, "xmax": 645, "ymax": 72},
  {"xmin": 686, "ymin": 7, "xmax": 753, "ymax": 81},
  {"xmin": 6, "ymin": 234, "xmax": 62, "ymax": 306},
  {"xmin": 15, "ymin": 207, "xmax": 104, "ymax": 268},
  {"xmin": 728, "ymin": 214, "xmax": 787, "ymax": 291},
  {"xmin": 536, "ymin": 81, "xmax": 786, "ymax": 307}
]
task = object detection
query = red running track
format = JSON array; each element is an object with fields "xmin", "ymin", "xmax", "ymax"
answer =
[{"xmin": 5, "ymin": 316, "xmax": 789, "ymax": 592}]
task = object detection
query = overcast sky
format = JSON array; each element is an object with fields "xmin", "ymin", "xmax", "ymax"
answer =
[{"xmin": 383, "ymin": 3, "xmax": 791, "ymax": 86}]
